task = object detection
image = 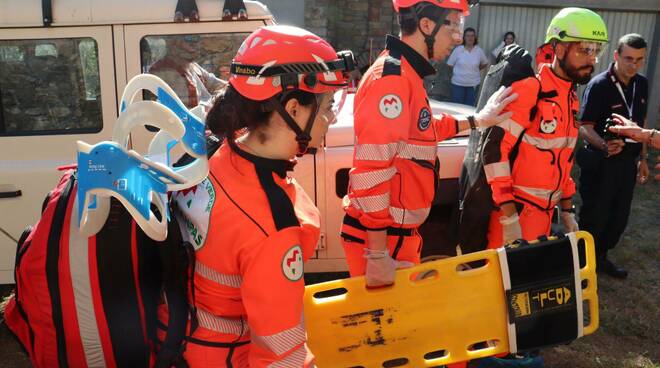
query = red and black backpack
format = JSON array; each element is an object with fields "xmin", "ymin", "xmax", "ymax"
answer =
[
  {"xmin": 3, "ymin": 133, "xmax": 223, "ymax": 368},
  {"xmin": 3, "ymin": 168, "xmax": 190, "ymax": 368}
]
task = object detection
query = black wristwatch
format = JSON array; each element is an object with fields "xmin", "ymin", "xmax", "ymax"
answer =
[
  {"xmin": 562, "ymin": 205, "xmax": 576, "ymax": 214},
  {"xmin": 467, "ymin": 115, "xmax": 477, "ymax": 130}
]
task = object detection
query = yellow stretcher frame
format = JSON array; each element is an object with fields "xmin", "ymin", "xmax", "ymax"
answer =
[{"xmin": 304, "ymin": 231, "xmax": 598, "ymax": 367}]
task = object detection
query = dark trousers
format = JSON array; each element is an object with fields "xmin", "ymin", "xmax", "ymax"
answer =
[
  {"xmin": 577, "ymin": 147, "xmax": 638, "ymax": 261},
  {"xmin": 450, "ymin": 83, "xmax": 478, "ymax": 107}
]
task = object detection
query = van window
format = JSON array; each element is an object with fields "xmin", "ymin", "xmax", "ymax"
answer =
[
  {"xmin": 141, "ymin": 33, "xmax": 249, "ymax": 108},
  {"xmin": 79, "ymin": 40, "xmax": 101, "ymax": 101},
  {"xmin": 35, "ymin": 43, "xmax": 58, "ymax": 57},
  {"xmin": 0, "ymin": 46, "xmax": 24, "ymax": 62},
  {"xmin": 0, "ymin": 38, "xmax": 103, "ymax": 136}
]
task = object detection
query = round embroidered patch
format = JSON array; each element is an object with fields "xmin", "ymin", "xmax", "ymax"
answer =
[
  {"xmin": 282, "ymin": 245, "xmax": 304, "ymax": 281},
  {"xmin": 379, "ymin": 94, "xmax": 403, "ymax": 119},
  {"xmin": 174, "ymin": 178, "xmax": 216, "ymax": 250},
  {"xmin": 418, "ymin": 107, "xmax": 431, "ymax": 131},
  {"xmin": 540, "ymin": 119, "xmax": 557, "ymax": 134}
]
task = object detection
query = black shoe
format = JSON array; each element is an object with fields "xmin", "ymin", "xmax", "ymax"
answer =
[{"xmin": 601, "ymin": 259, "xmax": 628, "ymax": 279}]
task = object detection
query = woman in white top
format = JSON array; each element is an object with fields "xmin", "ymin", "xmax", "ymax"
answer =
[
  {"xmin": 491, "ymin": 31, "xmax": 516, "ymax": 59},
  {"xmin": 447, "ymin": 27, "xmax": 489, "ymax": 106}
]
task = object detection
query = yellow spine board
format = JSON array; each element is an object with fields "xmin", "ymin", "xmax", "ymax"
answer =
[
  {"xmin": 577, "ymin": 232, "xmax": 599, "ymax": 336},
  {"xmin": 304, "ymin": 231, "xmax": 598, "ymax": 367}
]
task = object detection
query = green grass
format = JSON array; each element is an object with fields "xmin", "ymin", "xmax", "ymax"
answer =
[{"xmin": 543, "ymin": 149, "xmax": 660, "ymax": 368}]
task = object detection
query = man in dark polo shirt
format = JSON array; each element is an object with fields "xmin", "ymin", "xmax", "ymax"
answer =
[{"xmin": 577, "ymin": 33, "xmax": 649, "ymax": 279}]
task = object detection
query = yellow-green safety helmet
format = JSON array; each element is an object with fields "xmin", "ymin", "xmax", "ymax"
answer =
[{"xmin": 545, "ymin": 7, "xmax": 608, "ymax": 44}]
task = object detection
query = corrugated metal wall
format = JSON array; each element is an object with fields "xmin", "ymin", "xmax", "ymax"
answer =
[{"xmin": 477, "ymin": 5, "xmax": 656, "ymax": 78}]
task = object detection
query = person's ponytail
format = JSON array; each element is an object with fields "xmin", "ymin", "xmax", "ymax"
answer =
[
  {"xmin": 206, "ymin": 85, "xmax": 317, "ymax": 142},
  {"xmin": 206, "ymin": 84, "xmax": 271, "ymax": 141}
]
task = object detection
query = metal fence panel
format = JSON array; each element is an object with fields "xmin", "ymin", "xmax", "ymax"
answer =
[{"xmin": 477, "ymin": 4, "xmax": 656, "ymax": 78}]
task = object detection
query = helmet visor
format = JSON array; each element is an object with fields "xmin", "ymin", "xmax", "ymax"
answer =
[
  {"xmin": 328, "ymin": 88, "xmax": 348, "ymax": 119},
  {"xmin": 571, "ymin": 41, "xmax": 606, "ymax": 62},
  {"xmin": 443, "ymin": 13, "xmax": 465, "ymax": 42}
]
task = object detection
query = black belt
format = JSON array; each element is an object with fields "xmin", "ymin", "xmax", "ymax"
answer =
[{"xmin": 342, "ymin": 215, "xmax": 413, "ymax": 237}]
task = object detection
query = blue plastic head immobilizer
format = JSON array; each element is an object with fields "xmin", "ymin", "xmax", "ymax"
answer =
[
  {"xmin": 120, "ymin": 81, "xmax": 206, "ymax": 157},
  {"xmin": 120, "ymin": 74, "xmax": 206, "ymax": 152},
  {"xmin": 117, "ymin": 74, "xmax": 209, "ymax": 191},
  {"xmin": 76, "ymin": 74, "xmax": 210, "ymax": 240},
  {"xmin": 155, "ymin": 86, "xmax": 206, "ymax": 157},
  {"xmin": 77, "ymin": 141, "xmax": 185, "ymax": 241}
]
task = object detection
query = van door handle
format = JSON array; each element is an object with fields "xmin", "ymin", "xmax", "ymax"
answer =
[{"xmin": 0, "ymin": 186, "xmax": 22, "ymax": 198}]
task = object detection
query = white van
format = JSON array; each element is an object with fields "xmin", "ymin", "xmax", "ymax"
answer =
[{"xmin": 0, "ymin": 0, "xmax": 471, "ymax": 284}]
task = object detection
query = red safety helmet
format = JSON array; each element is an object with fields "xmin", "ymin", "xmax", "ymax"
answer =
[
  {"xmin": 229, "ymin": 25, "xmax": 356, "ymax": 155},
  {"xmin": 230, "ymin": 25, "xmax": 355, "ymax": 101},
  {"xmin": 392, "ymin": 0, "xmax": 475, "ymax": 59},
  {"xmin": 392, "ymin": 0, "xmax": 470, "ymax": 15}
]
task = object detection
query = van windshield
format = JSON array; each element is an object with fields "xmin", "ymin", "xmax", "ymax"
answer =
[{"xmin": 141, "ymin": 33, "xmax": 249, "ymax": 109}]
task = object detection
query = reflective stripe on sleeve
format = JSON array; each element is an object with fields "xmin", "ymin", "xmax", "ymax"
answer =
[
  {"xmin": 355, "ymin": 141, "xmax": 437, "ymax": 161},
  {"xmin": 484, "ymin": 161, "xmax": 511, "ymax": 180},
  {"xmin": 390, "ymin": 206, "xmax": 430, "ymax": 225},
  {"xmin": 397, "ymin": 143, "xmax": 437, "ymax": 160},
  {"xmin": 350, "ymin": 167, "xmax": 397, "ymax": 190},
  {"xmin": 498, "ymin": 118, "xmax": 525, "ymax": 137},
  {"xmin": 267, "ymin": 344, "xmax": 307, "ymax": 368},
  {"xmin": 351, "ymin": 193, "xmax": 390, "ymax": 213},
  {"xmin": 253, "ymin": 322, "xmax": 306, "ymax": 356},
  {"xmin": 355, "ymin": 142, "xmax": 398, "ymax": 161},
  {"xmin": 196, "ymin": 261, "xmax": 242, "ymax": 288}
]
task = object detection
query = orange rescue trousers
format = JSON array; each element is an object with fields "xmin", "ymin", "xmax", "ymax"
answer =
[{"xmin": 340, "ymin": 219, "xmax": 422, "ymax": 277}]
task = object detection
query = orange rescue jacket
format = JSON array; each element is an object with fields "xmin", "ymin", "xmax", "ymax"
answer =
[
  {"xmin": 483, "ymin": 64, "xmax": 579, "ymax": 210},
  {"xmin": 173, "ymin": 143, "xmax": 319, "ymax": 367},
  {"xmin": 343, "ymin": 35, "xmax": 458, "ymax": 230}
]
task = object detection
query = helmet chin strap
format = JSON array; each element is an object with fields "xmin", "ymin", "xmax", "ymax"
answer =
[
  {"xmin": 268, "ymin": 96, "xmax": 320, "ymax": 156},
  {"xmin": 419, "ymin": 23, "xmax": 442, "ymax": 60},
  {"xmin": 412, "ymin": 6, "xmax": 448, "ymax": 60}
]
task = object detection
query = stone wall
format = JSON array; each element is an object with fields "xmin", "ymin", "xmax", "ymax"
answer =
[
  {"xmin": 305, "ymin": 0, "xmax": 399, "ymax": 73},
  {"xmin": 304, "ymin": 0, "xmax": 329, "ymax": 39}
]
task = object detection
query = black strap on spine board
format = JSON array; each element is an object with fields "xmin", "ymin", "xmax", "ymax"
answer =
[{"xmin": 503, "ymin": 236, "xmax": 580, "ymax": 352}]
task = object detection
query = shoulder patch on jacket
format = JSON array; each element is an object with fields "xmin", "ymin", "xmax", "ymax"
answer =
[
  {"xmin": 174, "ymin": 178, "xmax": 216, "ymax": 249},
  {"xmin": 282, "ymin": 244, "xmax": 304, "ymax": 281},
  {"xmin": 382, "ymin": 56, "xmax": 401, "ymax": 77},
  {"xmin": 379, "ymin": 94, "xmax": 403, "ymax": 119}
]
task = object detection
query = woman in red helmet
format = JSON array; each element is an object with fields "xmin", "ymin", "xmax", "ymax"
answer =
[{"xmin": 165, "ymin": 25, "xmax": 354, "ymax": 367}]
